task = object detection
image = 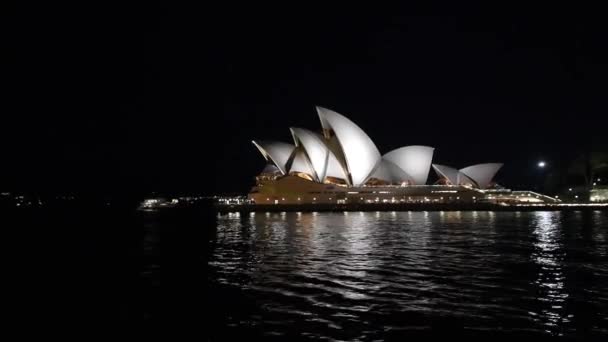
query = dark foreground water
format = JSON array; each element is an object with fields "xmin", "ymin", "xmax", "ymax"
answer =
[
  {"xmin": 180, "ymin": 210, "xmax": 608, "ymax": 340},
  {"xmin": 10, "ymin": 203, "xmax": 604, "ymax": 338}
]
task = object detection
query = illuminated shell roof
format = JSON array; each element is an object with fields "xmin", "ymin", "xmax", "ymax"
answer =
[
  {"xmin": 287, "ymin": 147, "xmax": 315, "ymax": 176},
  {"xmin": 251, "ymin": 140, "xmax": 295, "ymax": 175},
  {"xmin": 459, "ymin": 163, "xmax": 503, "ymax": 189},
  {"xmin": 368, "ymin": 158, "xmax": 414, "ymax": 184},
  {"xmin": 433, "ymin": 163, "xmax": 502, "ymax": 188},
  {"xmin": 252, "ymin": 107, "xmax": 503, "ymax": 188},
  {"xmin": 383, "ymin": 146, "xmax": 435, "ymax": 185},
  {"xmin": 261, "ymin": 164, "xmax": 281, "ymax": 174},
  {"xmin": 432, "ymin": 164, "xmax": 460, "ymax": 185},
  {"xmin": 324, "ymin": 149, "xmax": 348, "ymax": 182},
  {"xmin": 316, "ymin": 106, "xmax": 381, "ymax": 186},
  {"xmin": 290, "ymin": 127, "xmax": 329, "ymax": 182}
]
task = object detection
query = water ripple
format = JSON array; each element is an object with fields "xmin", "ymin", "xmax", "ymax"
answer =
[{"xmin": 207, "ymin": 211, "xmax": 608, "ymax": 339}]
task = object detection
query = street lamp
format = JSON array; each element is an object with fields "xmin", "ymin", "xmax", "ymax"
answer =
[{"xmin": 537, "ymin": 161, "xmax": 546, "ymax": 168}]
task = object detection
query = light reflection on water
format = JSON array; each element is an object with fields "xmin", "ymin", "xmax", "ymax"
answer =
[
  {"xmin": 208, "ymin": 211, "xmax": 608, "ymax": 339},
  {"xmin": 531, "ymin": 212, "xmax": 569, "ymax": 336}
]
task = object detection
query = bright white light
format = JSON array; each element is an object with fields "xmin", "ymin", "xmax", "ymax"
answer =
[
  {"xmin": 568, "ymin": 188, "xmax": 572, "ymax": 191},
  {"xmin": 575, "ymin": 195, "xmax": 578, "ymax": 199},
  {"xmin": 538, "ymin": 161, "xmax": 546, "ymax": 168}
]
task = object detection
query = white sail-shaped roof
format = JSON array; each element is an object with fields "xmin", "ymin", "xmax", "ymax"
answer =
[
  {"xmin": 432, "ymin": 164, "xmax": 460, "ymax": 185},
  {"xmin": 458, "ymin": 172, "xmax": 477, "ymax": 187},
  {"xmin": 324, "ymin": 149, "xmax": 348, "ymax": 181},
  {"xmin": 261, "ymin": 164, "xmax": 281, "ymax": 174},
  {"xmin": 321, "ymin": 135, "xmax": 350, "ymax": 184},
  {"xmin": 459, "ymin": 163, "xmax": 503, "ymax": 189},
  {"xmin": 316, "ymin": 106, "xmax": 381, "ymax": 186},
  {"xmin": 252, "ymin": 140, "xmax": 295, "ymax": 175},
  {"xmin": 288, "ymin": 148, "xmax": 315, "ymax": 176},
  {"xmin": 368, "ymin": 159, "xmax": 414, "ymax": 184},
  {"xmin": 383, "ymin": 146, "xmax": 435, "ymax": 185},
  {"xmin": 313, "ymin": 131, "xmax": 349, "ymax": 181},
  {"xmin": 290, "ymin": 127, "xmax": 329, "ymax": 182}
]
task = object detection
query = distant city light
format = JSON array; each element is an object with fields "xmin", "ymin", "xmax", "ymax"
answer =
[{"xmin": 537, "ymin": 161, "xmax": 546, "ymax": 168}]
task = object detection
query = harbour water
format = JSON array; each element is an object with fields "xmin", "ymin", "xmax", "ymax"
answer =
[{"xmin": 144, "ymin": 209, "xmax": 608, "ymax": 339}]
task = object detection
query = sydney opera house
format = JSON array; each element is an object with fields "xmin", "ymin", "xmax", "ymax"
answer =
[{"xmin": 249, "ymin": 107, "xmax": 558, "ymax": 205}]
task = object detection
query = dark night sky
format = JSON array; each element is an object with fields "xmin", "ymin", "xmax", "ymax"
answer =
[{"xmin": 4, "ymin": 4, "xmax": 607, "ymax": 195}]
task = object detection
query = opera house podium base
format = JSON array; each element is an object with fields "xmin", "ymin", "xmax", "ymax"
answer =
[{"xmin": 216, "ymin": 202, "xmax": 607, "ymax": 213}]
